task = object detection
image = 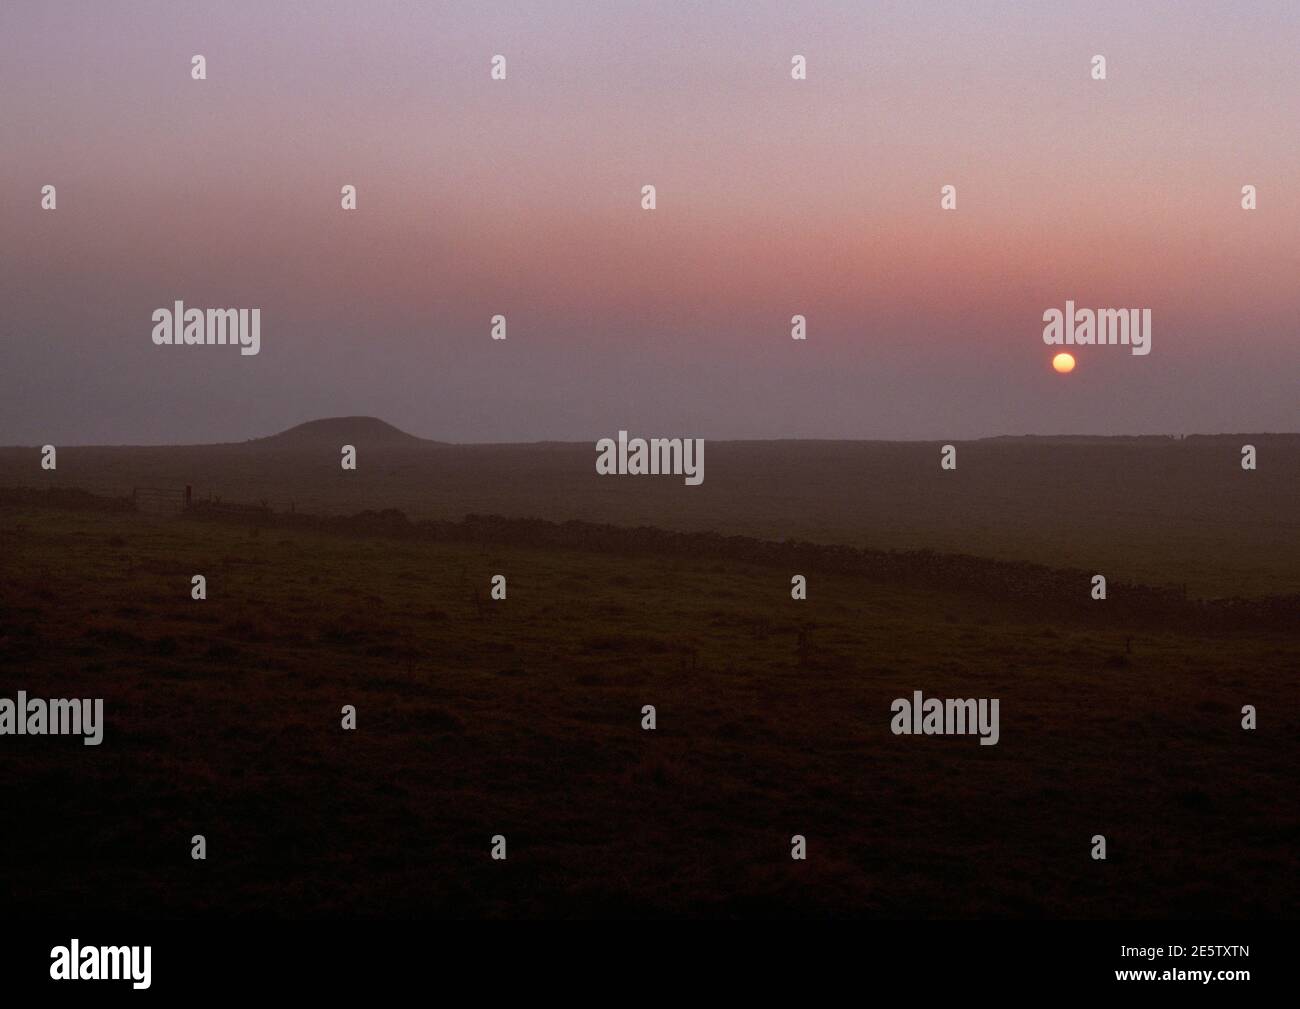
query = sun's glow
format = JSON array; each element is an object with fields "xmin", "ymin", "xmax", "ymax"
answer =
[{"xmin": 1052, "ymin": 352, "xmax": 1076, "ymax": 374}]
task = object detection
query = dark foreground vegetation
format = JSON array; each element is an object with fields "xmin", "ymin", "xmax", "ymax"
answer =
[{"xmin": 1, "ymin": 488, "xmax": 1296, "ymax": 917}]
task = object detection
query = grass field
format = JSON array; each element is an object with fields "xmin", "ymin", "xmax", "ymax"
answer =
[
  {"xmin": 2, "ymin": 424, "xmax": 1296, "ymax": 598},
  {"xmin": 1, "ymin": 496, "xmax": 1295, "ymax": 918}
]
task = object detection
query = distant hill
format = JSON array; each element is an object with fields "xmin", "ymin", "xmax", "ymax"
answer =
[{"xmin": 249, "ymin": 417, "xmax": 438, "ymax": 448}]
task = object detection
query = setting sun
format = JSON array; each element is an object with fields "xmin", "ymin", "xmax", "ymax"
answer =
[{"xmin": 1052, "ymin": 352, "xmax": 1076, "ymax": 374}]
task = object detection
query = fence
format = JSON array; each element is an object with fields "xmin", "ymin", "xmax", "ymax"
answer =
[{"xmin": 132, "ymin": 485, "xmax": 190, "ymax": 514}]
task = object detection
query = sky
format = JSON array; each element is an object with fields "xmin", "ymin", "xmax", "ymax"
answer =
[{"xmin": 1, "ymin": 0, "xmax": 1297, "ymax": 444}]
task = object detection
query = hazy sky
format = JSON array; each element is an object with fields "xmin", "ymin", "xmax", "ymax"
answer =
[{"xmin": 2, "ymin": 1, "xmax": 1297, "ymax": 444}]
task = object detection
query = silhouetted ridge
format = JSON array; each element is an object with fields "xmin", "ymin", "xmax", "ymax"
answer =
[{"xmin": 253, "ymin": 417, "xmax": 430, "ymax": 447}]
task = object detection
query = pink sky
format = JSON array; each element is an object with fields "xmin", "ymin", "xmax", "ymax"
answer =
[{"xmin": 2, "ymin": 1, "xmax": 1297, "ymax": 442}]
